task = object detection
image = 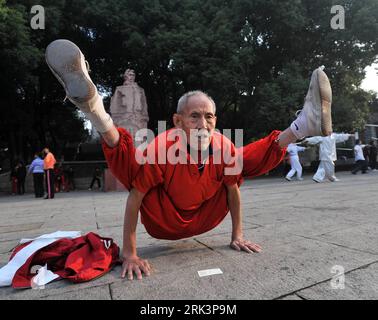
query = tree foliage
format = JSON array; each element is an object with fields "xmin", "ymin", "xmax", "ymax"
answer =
[{"xmin": 1, "ymin": 0, "xmax": 378, "ymax": 163}]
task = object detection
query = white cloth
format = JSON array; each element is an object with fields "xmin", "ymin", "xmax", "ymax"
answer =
[
  {"xmin": 82, "ymin": 94, "xmax": 114, "ymax": 133},
  {"xmin": 286, "ymin": 156, "xmax": 303, "ymax": 179},
  {"xmin": 286, "ymin": 144, "xmax": 306, "ymax": 157},
  {"xmin": 313, "ymin": 160, "xmax": 337, "ymax": 182},
  {"xmin": 286, "ymin": 144, "xmax": 305, "ymax": 179},
  {"xmin": 0, "ymin": 231, "xmax": 81, "ymax": 287},
  {"xmin": 354, "ymin": 144, "xmax": 365, "ymax": 161},
  {"xmin": 31, "ymin": 264, "xmax": 60, "ymax": 289},
  {"xmin": 305, "ymin": 133, "xmax": 351, "ymax": 162}
]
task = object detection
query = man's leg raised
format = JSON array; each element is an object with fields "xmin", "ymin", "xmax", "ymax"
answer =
[
  {"xmin": 45, "ymin": 39, "xmax": 139, "ymax": 189},
  {"xmin": 278, "ymin": 66, "xmax": 333, "ymax": 149},
  {"xmin": 45, "ymin": 39, "xmax": 119, "ymax": 147},
  {"xmin": 242, "ymin": 67, "xmax": 333, "ymax": 178}
]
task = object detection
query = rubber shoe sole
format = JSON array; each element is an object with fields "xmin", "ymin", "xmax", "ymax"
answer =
[
  {"xmin": 317, "ymin": 68, "xmax": 333, "ymax": 136},
  {"xmin": 45, "ymin": 39, "xmax": 96, "ymax": 110}
]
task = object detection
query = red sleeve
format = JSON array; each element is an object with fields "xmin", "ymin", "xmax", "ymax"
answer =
[
  {"xmin": 102, "ymin": 128, "xmax": 141, "ymax": 190},
  {"xmin": 131, "ymin": 163, "xmax": 164, "ymax": 194},
  {"xmin": 241, "ymin": 130, "xmax": 286, "ymax": 178},
  {"xmin": 131, "ymin": 138, "xmax": 165, "ymax": 194},
  {"xmin": 221, "ymin": 135, "xmax": 243, "ymax": 186}
]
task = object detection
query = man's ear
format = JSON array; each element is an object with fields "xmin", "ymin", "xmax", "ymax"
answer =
[{"xmin": 173, "ymin": 113, "xmax": 182, "ymax": 128}]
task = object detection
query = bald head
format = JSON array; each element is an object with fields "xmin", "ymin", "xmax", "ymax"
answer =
[
  {"xmin": 177, "ymin": 91, "xmax": 216, "ymax": 114},
  {"xmin": 173, "ymin": 90, "xmax": 217, "ymax": 151}
]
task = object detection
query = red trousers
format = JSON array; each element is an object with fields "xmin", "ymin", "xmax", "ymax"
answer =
[{"xmin": 102, "ymin": 128, "xmax": 285, "ymax": 239}]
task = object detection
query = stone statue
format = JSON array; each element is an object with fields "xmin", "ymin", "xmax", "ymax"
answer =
[{"xmin": 110, "ymin": 69, "xmax": 149, "ymax": 138}]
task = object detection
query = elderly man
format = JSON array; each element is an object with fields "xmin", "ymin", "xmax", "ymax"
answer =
[{"xmin": 45, "ymin": 40, "xmax": 332, "ymax": 280}]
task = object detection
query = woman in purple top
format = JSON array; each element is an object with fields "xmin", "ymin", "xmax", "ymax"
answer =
[{"xmin": 28, "ymin": 153, "xmax": 45, "ymax": 198}]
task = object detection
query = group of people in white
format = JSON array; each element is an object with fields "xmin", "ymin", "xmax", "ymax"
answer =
[{"xmin": 284, "ymin": 134, "xmax": 378, "ymax": 183}]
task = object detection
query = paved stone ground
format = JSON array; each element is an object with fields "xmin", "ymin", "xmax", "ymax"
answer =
[{"xmin": 0, "ymin": 171, "xmax": 377, "ymax": 300}]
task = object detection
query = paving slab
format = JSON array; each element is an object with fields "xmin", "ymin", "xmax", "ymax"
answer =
[
  {"xmin": 0, "ymin": 223, "xmax": 44, "ymax": 234},
  {"xmin": 278, "ymin": 294, "xmax": 303, "ymax": 300},
  {"xmin": 39, "ymin": 285, "xmax": 112, "ymax": 300},
  {"xmin": 196, "ymin": 223, "xmax": 303, "ymax": 250},
  {"xmin": 296, "ymin": 262, "xmax": 378, "ymax": 300},
  {"xmin": 0, "ymin": 240, "xmax": 18, "ymax": 254},
  {"xmin": 0, "ymin": 171, "xmax": 377, "ymax": 299},
  {"xmin": 310, "ymin": 224, "xmax": 378, "ymax": 255},
  {"xmin": 0, "ymin": 253, "xmax": 9, "ymax": 266},
  {"xmin": 0, "ymin": 226, "xmax": 94, "ymax": 242},
  {"xmin": 0, "ymin": 267, "xmax": 123, "ymax": 300},
  {"xmin": 192, "ymin": 234, "xmax": 378, "ymax": 299},
  {"xmin": 248, "ymin": 214, "xmax": 360, "ymax": 238},
  {"xmin": 96, "ymin": 214, "xmax": 124, "ymax": 229},
  {"xmin": 110, "ymin": 256, "xmax": 267, "ymax": 300}
]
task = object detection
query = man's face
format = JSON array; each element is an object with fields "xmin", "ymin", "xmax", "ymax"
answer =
[
  {"xmin": 43, "ymin": 148, "xmax": 49, "ymax": 154},
  {"xmin": 174, "ymin": 95, "xmax": 217, "ymax": 151}
]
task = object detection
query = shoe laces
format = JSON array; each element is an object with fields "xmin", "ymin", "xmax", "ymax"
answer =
[{"xmin": 85, "ymin": 60, "xmax": 91, "ymax": 73}]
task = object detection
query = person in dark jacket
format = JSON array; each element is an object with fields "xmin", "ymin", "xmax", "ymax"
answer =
[
  {"xmin": 16, "ymin": 161, "xmax": 26, "ymax": 195},
  {"xmin": 88, "ymin": 167, "xmax": 102, "ymax": 190},
  {"xmin": 64, "ymin": 166, "xmax": 75, "ymax": 191},
  {"xmin": 369, "ymin": 140, "xmax": 377, "ymax": 171},
  {"xmin": 10, "ymin": 165, "xmax": 18, "ymax": 195}
]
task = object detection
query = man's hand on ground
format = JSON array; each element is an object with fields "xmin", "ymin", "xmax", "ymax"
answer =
[
  {"xmin": 121, "ymin": 255, "xmax": 151, "ymax": 280},
  {"xmin": 230, "ymin": 238, "xmax": 262, "ymax": 253}
]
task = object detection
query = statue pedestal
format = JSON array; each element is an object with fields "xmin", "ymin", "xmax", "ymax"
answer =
[{"xmin": 104, "ymin": 168, "xmax": 126, "ymax": 192}]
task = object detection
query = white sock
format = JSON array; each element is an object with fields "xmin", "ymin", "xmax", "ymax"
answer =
[
  {"xmin": 290, "ymin": 110, "xmax": 308, "ymax": 139},
  {"xmin": 78, "ymin": 94, "xmax": 114, "ymax": 133}
]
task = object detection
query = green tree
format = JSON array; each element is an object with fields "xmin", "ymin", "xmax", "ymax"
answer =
[
  {"xmin": 1, "ymin": 0, "xmax": 89, "ymax": 164},
  {"xmin": 1, "ymin": 0, "xmax": 378, "ymax": 165}
]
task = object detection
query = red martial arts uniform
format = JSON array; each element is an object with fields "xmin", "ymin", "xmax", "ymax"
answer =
[
  {"xmin": 103, "ymin": 128, "xmax": 285, "ymax": 240},
  {"xmin": 7, "ymin": 232, "xmax": 119, "ymax": 288}
]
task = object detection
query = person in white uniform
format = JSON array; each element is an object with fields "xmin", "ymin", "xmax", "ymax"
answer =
[
  {"xmin": 351, "ymin": 139, "xmax": 368, "ymax": 174},
  {"xmin": 285, "ymin": 143, "xmax": 307, "ymax": 181},
  {"xmin": 305, "ymin": 133, "xmax": 352, "ymax": 182}
]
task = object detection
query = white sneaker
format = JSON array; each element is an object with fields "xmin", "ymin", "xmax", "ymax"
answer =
[
  {"xmin": 285, "ymin": 176, "xmax": 292, "ymax": 181},
  {"xmin": 45, "ymin": 39, "xmax": 97, "ymax": 111},
  {"xmin": 45, "ymin": 39, "xmax": 113, "ymax": 133},
  {"xmin": 290, "ymin": 66, "xmax": 333, "ymax": 139},
  {"xmin": 329, "ymin": 177, "xmax": 340, "ymax": 182}
]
